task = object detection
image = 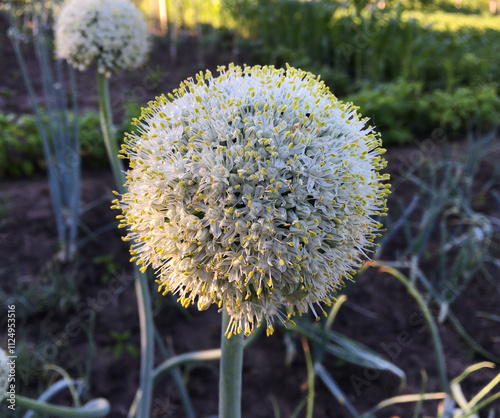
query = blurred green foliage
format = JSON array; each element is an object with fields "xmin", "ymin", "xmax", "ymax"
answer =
[
  {"xmin": 401, "ymin": 0, "xmax": 491, "ymax": 13},
  {"xmin": 2, "ymin": 0, "xmax": 500, "ymax": 176},
  {"xmin": 406, "ymin": 10, "xmax": 500, "ymax": 29},
  {"xmin": 0, "ymin": 103, "xmax": 141, "ymax": 178},
  {"xmin": 225, "ymin": 0, "xmax": 500, "ymax": 143},
  {"xmin": 0, "ymin": 111, "xmax": 101, "ymax": 178},
  {"xmin": 347, "ymin": 81, "xmax": 500, "ymax": 143},
  {"xmin": 0, "ymin": 112, "xmax": 41, "ymax": 177}
]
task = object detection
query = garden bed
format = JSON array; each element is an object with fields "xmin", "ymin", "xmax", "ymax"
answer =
[{"xmin": 1, "ymin": 142, "xmax": 499, "ymax": 417}]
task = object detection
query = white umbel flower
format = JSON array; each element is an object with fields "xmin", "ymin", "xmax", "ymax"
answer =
[
  {"xmin": 0, "ymin": 348, "xmax": 8, "ymax": 402},
  {"xmin": 116, "ymin": 64, "xmax": 390, "ymax": 337},
  {"xmin": 55, "ymin": 0, "xmax": 149, "ymax": 76}
]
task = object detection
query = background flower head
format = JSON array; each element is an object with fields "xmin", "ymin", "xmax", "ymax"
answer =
[
  {"xmin": 55, "ymin": 0, "xmax": 149, "ymax": 76},
  {"xmin": 116, "ymin": 64, "xmax": 390, "ymax": 336}
]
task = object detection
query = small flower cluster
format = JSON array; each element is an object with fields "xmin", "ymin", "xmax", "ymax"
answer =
[
  {"xmin": 55, "ymin": 0, "xmax": 149, "ymax": 76},
  {"xmin": 116, "ymin": 64, "xmax": 390, "ymax": 337},
  {"xmin": 0, "ymin": 348, "xmax": 8, "ymax": 402}
]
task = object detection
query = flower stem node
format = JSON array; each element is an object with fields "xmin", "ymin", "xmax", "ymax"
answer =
[{"xmin": 118, "ymin": 64, "xmax": 390, "ymax": 336}]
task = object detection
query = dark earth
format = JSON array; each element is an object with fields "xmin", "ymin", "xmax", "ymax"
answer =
[{"xmin": 1, "ymin": 14, "xmax": 499, "ymax": 418}]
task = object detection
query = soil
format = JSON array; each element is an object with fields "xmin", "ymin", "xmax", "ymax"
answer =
[{"xmin": 1, "ymin": 14, "xmax": 500, "ymax": 418}]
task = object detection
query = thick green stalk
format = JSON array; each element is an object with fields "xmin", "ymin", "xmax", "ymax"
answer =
[
  {"xmin": 219, "ymin": 310, "xmax": 244, "ymax": 418},
  {"xmin": 96, "ymin": 70, "xmax": 153, "ymax": 417},
  {"xmin": 131, "ymin": 269, "xmax": 154, "ymax": 418},
  {"xmin": 96, "ymin": 72, "xmax": 125, "ymax": 188}
]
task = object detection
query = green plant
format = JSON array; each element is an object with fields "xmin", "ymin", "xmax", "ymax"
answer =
[
  {"xmin": 345, "ymin": 80, "xmax": 425, "ymax": 145},
  {"xmin": 0, "ymin": 109, "xmax": 126, "ymax": 178},
  {"xmin": 55, "ymin": 0, "xmax": 156, "ymax": 411},
  {"xmin": 224, "ymin": 0, "xmax": 500, "ymax": 145},
  {"xmin": 9, "ymin": 4, "xmax": 81, "ymax": 261},
  {"xmin": 107, "ymin": 330, "xmax": 139, "ymax": 359},
  {"xmin": 0, "ymin": 112, "xmax": 41, "ymax": 177},
  {"xmin": 14, "ymin": 374, "xmax": 110, "ymax": 418},
  {"xmin": 0, "ymin": 259, "xmax": 81, "ymax": 319},
  {"xmin": 116, "ymin": 63, "xmax": 393, "ymax": 418},
  {"xmin": 376, "ymin": 133, "xmax": 500, "ymax": 365},
  {"xmin": 383, "ymin": 135, "xmax": 497, "ymax": 314},
  {"xmin": 344, "ymin": 82, "xmax": 500, "ymax": 145},
  {"xmin": 360, "ymin": 356, "xmax": 500, "ymax": 417},
  {"xmin": 426, "ymin": 84, "xmax": 500, "ymax": 133},
  {"xmin": 287, "ymin": 295, "xmax": 405, "ymax": 417},
  {"xmin": 401, "ymin": 0, "xmax": 491, "ymax": 14}
]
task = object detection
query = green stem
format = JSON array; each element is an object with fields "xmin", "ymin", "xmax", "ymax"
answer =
[
  {"xmin": 132, "ymin": 269, "xmax": 155, "ymax": 418},
  {"xmin": 96, "ymin": 70, "xmax": 154, "ymax": 417},
  {"xmin": 17, "ymin": 396, "xmax": 110, "ymax": 417},
  {"xmin": 380, "ymin": 266, "xmax": 449, "ymax": 393},
  {"xmin": 301, "ymin": 337, "xmax": 315, "ymax": 418},
  {"xmin": 7, "ymin": 20, "xmax": 67, "ymax": 257},
  {"xmin": 360, "ymin": 393, "xmax": 447, "ymax": 418},
  {"xmin": 447, "ymin": 310, "xmax": 500, "ymax": 363},
  {"xmin": 96, "ymin": 72, "xmax": 125, "ymax": 189},
  {"xmin": 219, "ymin": 310, "xmax": 244, "ymax": 418},
  {"xmin": 24, "ymin": 379, "xmax": 82, "ymax": 418},
  {"xmin": 468, "ymin": 391, "xmax": 500, "ymax": 416},
  {"xmin": 153, "ymin": 348, "xmax": 222, "ymax": 385},
  {"xmin": 154, "ymin": 332, "xmax": 196, "ymax": 418},
  {"xmin": 43, "ymin": 365, "xmax": 81, "ymax": 408}
]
